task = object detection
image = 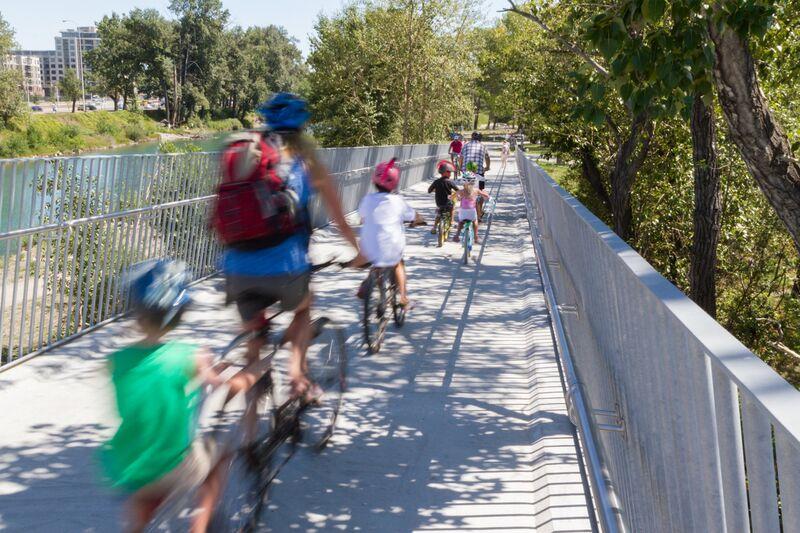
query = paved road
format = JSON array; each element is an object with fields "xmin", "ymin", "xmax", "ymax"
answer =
[{"xmin": 0, "ymin": 155, "xmax": 592, "ymax": 532}]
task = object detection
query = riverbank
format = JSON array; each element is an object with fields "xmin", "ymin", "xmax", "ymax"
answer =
[{"xmin": 0, "ymin": 111, "xmax": 245, "ymax": 158}]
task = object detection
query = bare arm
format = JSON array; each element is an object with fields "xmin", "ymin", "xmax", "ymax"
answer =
[{"xmin": 308, "ymin": 159, "xmax": 360, "ymax": 251}]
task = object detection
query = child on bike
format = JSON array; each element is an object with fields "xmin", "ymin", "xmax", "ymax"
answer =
[
  {"xmin": 100, "ymin": 260, "xmax": 272, "ymax": 533},
  {"xmin": 357, "ymin": 158, "xmax": 423, "ymax": 306},
  {"xmin": 428, "ymin": 160, "xmax": 459, "ymax": 240},
  {"xmin": 454, "ymin": 181, "xmax": 490, "ymax": 245}
]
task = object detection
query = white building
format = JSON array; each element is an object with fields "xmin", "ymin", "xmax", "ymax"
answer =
[
  {"xmin": 13, "ymin": 50, "xmax": 58, "ymax": 97},
  {"xmin": 3, "ymin": 53, "xmax": 45, "ymax": 98},
  {"xmin": 55, "ymin": 27, "xmax": 100, "ymax": 91}
]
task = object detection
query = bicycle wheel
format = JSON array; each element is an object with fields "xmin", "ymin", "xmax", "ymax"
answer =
[
  {"xmin": 300, "ymin": 317, "xmax": 347, "ymax": 450},
  {"xmin": 209, "ymin": 372, "xmax": 279, "ymax": 533},
  {"xmin": 363, "ymin": 271, "xmax": 387, "ymax": 354},
  {"xmin": 462, "ymin": 223, "xmax": 471, "ymax": 265}
]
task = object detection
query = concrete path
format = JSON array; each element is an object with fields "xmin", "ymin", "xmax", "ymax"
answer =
[{"xmin": 0, "ymin": 154, "xmax": 593, "ymax": 532}]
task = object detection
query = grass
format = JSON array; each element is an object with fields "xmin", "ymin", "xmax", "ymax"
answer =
[
  {"xmin": 536, "ymin": 161, "xmax": 570, "ymax": 183},
  {"xmin": 0, "ymin": 111, "xmax": 244, "ymax": 158}
]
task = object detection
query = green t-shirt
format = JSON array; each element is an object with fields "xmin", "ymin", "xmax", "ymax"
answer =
[{"xmin": 100, "ymin": 341, "xmax": 199, "ymax": 491}]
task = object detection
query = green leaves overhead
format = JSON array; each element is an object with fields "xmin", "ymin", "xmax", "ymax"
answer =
[{"xmin": 641, "ymin": 0, "xmax": 667, "ymax": 22}]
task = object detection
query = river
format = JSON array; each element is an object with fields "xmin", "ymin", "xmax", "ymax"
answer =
[{"xmin": 0, "ymin": 132, "xmax": 232, "ymax": 251}]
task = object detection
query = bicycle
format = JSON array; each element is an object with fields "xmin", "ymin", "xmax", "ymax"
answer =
[
  {"xmin": 148, "ymin": 262, "xmax": 348, "ymax": 532},
  {"xmin": 461, "ymin": 219, "xmax": 475, "ymax": 265},
  {"xmin": 362, "ymin": 266, "xmax": 405, "ymax": 354}
]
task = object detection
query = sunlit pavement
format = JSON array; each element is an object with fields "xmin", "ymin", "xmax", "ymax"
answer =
[{"xmin": 0, "ymin": 150, "xmax": 592, "ymax": 532}]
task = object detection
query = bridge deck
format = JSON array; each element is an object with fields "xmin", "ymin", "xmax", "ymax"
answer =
[{"xmin": 0, "ymin": 157, "xmax": 592, "ymax": 532}]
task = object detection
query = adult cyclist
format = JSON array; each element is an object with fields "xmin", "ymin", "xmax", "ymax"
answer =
[
  {"xmin": 220, "ymin": 93, "xmax": 363, "ymax": 399},
  {"xmin": 461, "ymin": 132, "xmax": 491, "ymax": 219},
  {"xmin": 448, "ymin": 134, "xmax": 463, "ymax": 178},
  {"xmin": 461, "ymin": 132, "xmax": 490, "ymax": 191}
]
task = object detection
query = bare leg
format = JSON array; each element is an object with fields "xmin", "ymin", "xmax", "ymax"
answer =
[
  {"xmin": 474, "ymin": 219, "xmax": 480, "ymax": 244},
  {"xmin": 283, "ymin": 294, "xmax": 313, "ymax": 398},
  {"xmin": 191, "ymin": 454, "xmax": 231, "ymax": 533},
  {"xmin": 455, "ymin": 220, "xmax": 464, "ymax": 241},
  {"xmin": 126, "ymin": 494, "xmax": 164, "ymax": 533},
  {"xmin": 241, "ymin": 319, "xmax": 267, "ymax": 443},
  {"xmin": 394, "ymin": 262, "xmax": 408, "ymax": 305}
]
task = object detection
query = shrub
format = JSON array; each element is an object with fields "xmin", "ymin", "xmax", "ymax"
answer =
[
  {"xmin": 125, "ymin": 123, "xmax": 147, "ymax": 142},
  {"xmin": 0, "ymin": 133, "xmax": 29, "ymax": 157},
  {"xmin": 96, "ymin": 117, "xmax": 116, "ymax": 135},
  {"xmin": 25, "ymin": 123, "xmax": 45, "ymax": 147}
]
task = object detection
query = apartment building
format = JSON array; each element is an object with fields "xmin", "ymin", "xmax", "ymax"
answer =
[
  {"xmin": 54, "ymin": 27, "xmax": 99, "ymax": 88},
  {"xmin": 3, "ymin": 53, "xmax": 45, "ymax": 98},
  {"xmin": 12, "ymin": 50, "xmax": 58, "ymax": 96}
]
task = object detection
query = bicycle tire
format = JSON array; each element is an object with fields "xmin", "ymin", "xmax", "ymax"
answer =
[
  {"xmin": 462, "ymin": 222, "xmax": 472, "ymax": 265},
  {"xmin": 363, "ymin": 271, "xmax": 387, "ymax": 354},
  {"xmin": 300, "ymin": 317, "xmax": 347, "ymax": 450},
  {"xmin": 208, "ymin": 373, "xmax": 280, "ymax": 533}
]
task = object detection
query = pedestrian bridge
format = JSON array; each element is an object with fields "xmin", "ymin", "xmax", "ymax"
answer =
[{"xmin": 0, "ymin": 144, "xmax": 797, "ymax": 532}]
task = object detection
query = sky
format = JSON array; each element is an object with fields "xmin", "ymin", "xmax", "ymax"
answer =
[{"xmin": 3, "ymin": 0, "xmax": 510, "ymax": 56}]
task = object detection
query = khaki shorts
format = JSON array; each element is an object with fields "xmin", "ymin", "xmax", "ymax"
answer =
[
  {"xmin": 137, "ymin": 438, "xmax": 222, "ymax": 499},
  {"xmin": 225, "ymin": 272, "xmax": 311, "ymax": 323}
]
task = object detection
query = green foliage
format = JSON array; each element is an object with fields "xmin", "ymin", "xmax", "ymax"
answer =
[
  {"xmin": 0, "ymin": 13, "xmax": 24, "ymax": 126},
  {"xmin": 307, "ymin": 1, "xmax": 477, "ymax": 146},
  {"xmin": 59, "ymin": 70, "xmax": 82, "ymax": 111},
  {"xmin": 87, "ymin": 3, "xmax": 305, "ymax": 125}
]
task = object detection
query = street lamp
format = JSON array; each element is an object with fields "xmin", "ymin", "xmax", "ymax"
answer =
[{"xmin": 62, "ymin": 20, "xmax": 86, "ymax": 110}]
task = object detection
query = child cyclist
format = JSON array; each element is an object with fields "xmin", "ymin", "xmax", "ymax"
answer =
[
  {"xmin": 428, "ymin": 159, "xmax": 459, "ymax": 241},
  {"xmin": 358, "ymin": 158, "xmax": 424, "ymax": 306},
  {"xmin": 100, "ymin": 260, "xmax": 273, "ymax": 533},
  {"xmin": 454, "ymin": 180, "xmax": 490, "ymax": 245}
]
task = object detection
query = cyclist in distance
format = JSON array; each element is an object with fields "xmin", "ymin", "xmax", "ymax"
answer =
[
  {"xmin": 461, "ymin": 131, "xmax": 491, "ymax": 191},
  {"xmin": 357, "ymin": 158, "xmax": 424, "ymax": 307},
  {"xmin": 100, "ymin": 260, "xmax": 274, "ymax": 533},
  {"xmin": 448, "ymin": 134, "xmax": 463, "ymax": 177},
  {"xmin": 428, "ymin": 159, "xmax": 459, "ymax": 236},
  {"xmin": 219, "ymin": 93, "xmax": 362, "ymax": 399}
]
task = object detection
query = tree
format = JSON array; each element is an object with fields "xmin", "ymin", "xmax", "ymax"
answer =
[
  {"xmin": 706, "ymin": 0, "xmax": 800, "ymax": 257},
  {"xmin": 307, "ymin": 1, "xmax": 476, "ymax": 146},
  {"xmin": 59, "ymin": 70, "xmax": 81, "ymax": 113},
  {"xmin": 0, "ymin": 13, "xmax": 24, "ymax": 126}
]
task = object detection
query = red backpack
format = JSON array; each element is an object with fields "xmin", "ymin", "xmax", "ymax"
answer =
[{"xmin": 211, "ymin": 132, "xmax": 305, "ymax": 250}]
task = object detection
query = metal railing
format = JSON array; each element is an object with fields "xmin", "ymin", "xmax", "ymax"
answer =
[
  {"xmin": 517, "ymin": 152, "xmax": 800, "ymax": 533},
  {"xmin": 0, "ymin": 144, "xmax": 445, "ymax": 370}
]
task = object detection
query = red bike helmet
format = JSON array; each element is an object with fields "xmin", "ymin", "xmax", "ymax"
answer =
[
  {"xmin": 372, "ymin": 158, "xmax": 401, "ymax": 191},
  {"xmin": 437, "ymin": 159, "xmax": 456, "ymax": 174}
]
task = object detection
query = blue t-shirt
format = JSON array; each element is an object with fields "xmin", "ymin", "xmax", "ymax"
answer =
[{"xmin": 221, "ymin": 157, "xmax": 312, "ymax": 277}]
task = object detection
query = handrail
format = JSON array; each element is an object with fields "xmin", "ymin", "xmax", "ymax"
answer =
[{"xmin": 520, "ymin": 162, "xmax": 626, "ymax": 533}]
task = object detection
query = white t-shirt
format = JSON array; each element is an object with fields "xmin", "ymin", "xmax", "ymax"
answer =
[{"xmin": 358, "ymin": 192, "xmax": 416, "ymax": 267}]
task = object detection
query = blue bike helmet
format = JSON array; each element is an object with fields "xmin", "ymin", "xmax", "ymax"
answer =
[
  {"xmin": 125, "ymin": 259, "xmax": 191, "ymax": 328},
  {"xmin": 257, "ymin": 92, "xmax": 310, "ymax": 131}
]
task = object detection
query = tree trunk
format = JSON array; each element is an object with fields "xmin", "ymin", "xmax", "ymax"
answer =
[
  {"xmin": 689, "ymin": 96, "xmax": 722, "ymax": 317},
  {"xmin": 707, "ymin": 13, "xmax": 800, "ymax": 255},
  {"xmin": 472, "ymin": 99, "xmax": 480, "ymax": 131},
  {"xmin": 71, "ymin": 98, "xmax": 76, "ymax": 113},
  {"xmin": 112, "ymin": 94, "xmax": 119, "ymax": 111},
  {"xmin": 608, "ymin": 112, "xmax": 652, "ymax": 241},
  {"xmin": 579, "ymin": 146, "xmax": 611, "ymax": 210}
]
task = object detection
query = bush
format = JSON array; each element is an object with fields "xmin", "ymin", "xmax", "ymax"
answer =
[
  {"xmin": 96, "ymin": 117, "xmax": 116, "ymax": 135},
  {"xmin": 0, "ymin": 133, "xmax": 29, "ymax": 157},
  {"xmin": 158, "ymin": 141, "xmax": 201, "ymax": 153},
  {"xmin": 62, "ymin": 124, "xmax": 80, "ymax": 139},
  {"xmin": 25, "ymin": 123, "xmax": 45, "ymax": 147},
  {"xmin": 125, "ymin": 123, "xmax": 147, "ymax": 142}
]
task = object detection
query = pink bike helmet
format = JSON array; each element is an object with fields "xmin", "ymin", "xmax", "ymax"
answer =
[{"xmin": 372, "ymin": 158, "xmax": 401, "ymax": 191}]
